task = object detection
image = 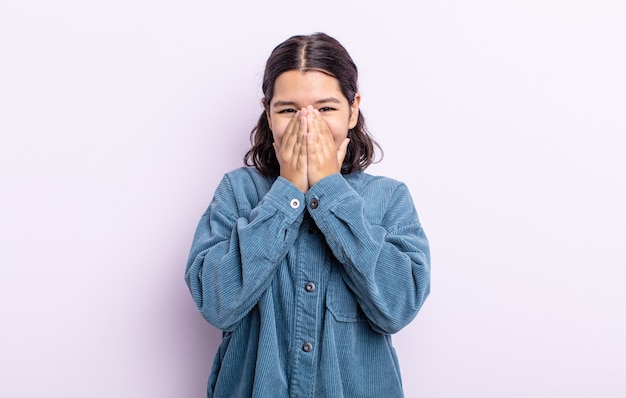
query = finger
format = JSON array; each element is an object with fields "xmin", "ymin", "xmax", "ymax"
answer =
[
  {"xmin": 275, "ymin": 112, "xmax": 309, "ymax": 192},
  {"xmin": 298, "ymin": 131, "xmax": 308, "ymax": 168},
  {"xmin": 308, "ymin": 110, "xmax": 336, "ymax": 159},
  {"xmin": 281, "ymin": 110, "xmax": 301, "ymax": 148},
  {"xmin": 337, "ymin": 137, "xmax": 350, "ymax": 165},
  {"xmin": 281, "ymin": 113, "xmax": 307, "ymax": 164},
  {"xmin": 274, "ymin": 111, "xmax": 302, "ymax": 167},
  {"xmin": 288, "ymin": 112, "xmax": 307, "ymax": 165},
  {"xmin": 286, "ymin": 109, "xmax": 307, "ymax": 146},
  {"xmin": 310, "ymin": 109, "xmax": 335, "ymax": 147}
]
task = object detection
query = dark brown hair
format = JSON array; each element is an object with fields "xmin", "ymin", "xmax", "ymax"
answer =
[{"xmin": 244, "ymin": 32, "xmax": 382, "ymax": 176}]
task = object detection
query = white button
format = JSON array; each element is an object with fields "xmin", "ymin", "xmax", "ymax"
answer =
[{"xmin": 290, "ymin": 199, "xmax": 300, "ymax": 209}]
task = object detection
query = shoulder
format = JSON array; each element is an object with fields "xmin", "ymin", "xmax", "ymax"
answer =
[
  {"xmin": 220, "ymin": 167, "xmax": 275, "ymax": 192},
  {"xmin": 345, "ymin": 171, "xmax": 408, "ymax": 197},
  {"xmin": 223, "ymin": 166, "xmax": 269, "ymax": 182},
  {"xmin": 344, "ymin": 171, "xmax": 420, "ymax": 226},
  {"xmin": 213, "ymin": 167, "xmax": 277, "ymax": 212}
]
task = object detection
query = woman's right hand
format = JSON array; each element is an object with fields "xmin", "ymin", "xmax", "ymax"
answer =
[{"xmin": 273, "ymin": 109, "xmax": 309, "ymax": 192}]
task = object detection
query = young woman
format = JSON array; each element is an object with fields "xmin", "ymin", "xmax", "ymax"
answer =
[{"xmin": 185, "ymin": 32, "xmax": 431, "ymax": 398}]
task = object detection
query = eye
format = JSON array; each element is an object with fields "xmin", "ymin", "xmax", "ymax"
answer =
[
  {"xmin": 319, "ymin": 107, "xmax": 336, "ymax": 112},
  {"xmin": 278, "ymin": 108, "xmax": 297, "ymax": 114}
]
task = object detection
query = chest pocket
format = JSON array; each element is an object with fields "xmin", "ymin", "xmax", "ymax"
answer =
[{"xmin": 325, "ymin": 265, "xmax": 368, "ymax": 322}]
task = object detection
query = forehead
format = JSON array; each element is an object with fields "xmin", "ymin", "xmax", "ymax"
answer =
[{"xmin": 271, "ymin": 70, "xmax": 344, "ymax": 105}]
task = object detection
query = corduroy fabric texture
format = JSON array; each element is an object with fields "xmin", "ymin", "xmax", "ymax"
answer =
[{"xmin": 185, "ymin": 167, "xmax": 430, "ymax": 398}]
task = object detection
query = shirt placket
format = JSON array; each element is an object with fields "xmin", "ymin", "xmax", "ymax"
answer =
[{"xmin": 290, "ymin": 215, "xmax": 325, "ymax": 397}]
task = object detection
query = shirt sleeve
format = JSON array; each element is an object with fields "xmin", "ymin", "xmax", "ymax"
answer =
[
  {"xmin": 305, "ymin": 173, "xmax": 431, "ymax": 334},
  {"xmin": 185, "ymin": 174, "xmax": 305, "ymax": 331}
]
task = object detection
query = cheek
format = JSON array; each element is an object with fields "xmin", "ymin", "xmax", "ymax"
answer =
[
  {"xmin": 323, "ymin": 118, "xmax": 350, "ymax": 146},
  {"xmin": 270, "ymin": 119, "xmax": 289, "ymax": 144},
  {"xmin": 331, "ymin": 128, "xmax": 348, "ymax": 142}
]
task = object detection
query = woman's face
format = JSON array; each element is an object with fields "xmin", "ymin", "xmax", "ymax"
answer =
[{"xmin": 267, "ymin": 70, "xmax": 360, "ymax": 148}]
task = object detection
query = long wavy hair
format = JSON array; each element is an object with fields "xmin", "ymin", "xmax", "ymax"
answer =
[{"xmin": 244, "ymin": 32, "xmax": 382, "ymax": 176}]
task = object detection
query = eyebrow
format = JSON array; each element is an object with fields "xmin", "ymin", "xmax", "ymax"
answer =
[{"xmin": 272, "ymin": 97, "xmax": 342, "ymax": 108}]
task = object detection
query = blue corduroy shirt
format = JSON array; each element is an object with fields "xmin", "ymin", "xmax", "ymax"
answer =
[{"xmin": 185, "ymin": 167, "xmax": 430, "ymax": 398}]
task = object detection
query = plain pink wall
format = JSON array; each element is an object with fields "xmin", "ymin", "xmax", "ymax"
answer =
[{"xmin": 1, "ymin": 1, "xmax": 625, "ymax": 397}]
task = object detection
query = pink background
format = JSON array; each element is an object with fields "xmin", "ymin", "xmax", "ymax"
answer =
[{"xmin": 1, "ymin": 1, "xmax": 624, "ymax": 397}]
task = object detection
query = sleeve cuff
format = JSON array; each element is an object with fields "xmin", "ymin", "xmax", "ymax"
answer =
[
  {"xmin": 304, "ymin": 173, "xmax": 357, "ymax": 215},
  {"xmin": 262, "ymin": 176, "xmax": 306, "ymax": 218}
]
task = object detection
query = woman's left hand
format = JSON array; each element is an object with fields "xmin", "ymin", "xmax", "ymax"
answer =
[{"xmin": 305, "ymin": 106, "xmax": 350, "ymax": 187}]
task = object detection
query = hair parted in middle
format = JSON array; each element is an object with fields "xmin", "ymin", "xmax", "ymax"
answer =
[{"xmin": 244, "ymin": 32, "xmax": 382, "ymax": 176}]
